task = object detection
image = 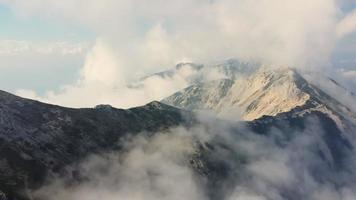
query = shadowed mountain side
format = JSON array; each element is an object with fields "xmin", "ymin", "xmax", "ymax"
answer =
[
  {"xmin": 193, "ymin": 106, "xmax": 354, "ymax": 200},
  {"xmin": 0, "ymin": 91, "xmax": 193, "ymax": 200}
]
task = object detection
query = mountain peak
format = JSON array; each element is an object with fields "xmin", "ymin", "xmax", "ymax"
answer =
[
  {"xmin": 162, "ymin": 66, "xmax": 314, "ymax": 120},
  {"xmin": 219, "ymin": 67, "xmax": 311, "ymax": 120},
  {"xmin": 162, "ymin": 64, "xmax": 356, "ymax": 130}
]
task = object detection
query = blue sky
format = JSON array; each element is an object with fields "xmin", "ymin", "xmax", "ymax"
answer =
[
  {"xmin": 341, "ymin": 1, "xmax": 356, "ymax": 12},
  {"xmin": 0, "ymin": 4, "xmax": 95, "ymax": 94},
  {"xmin": 332, "ymin": 32, "xmax": 356, "ymax": 69},
  {"xmin": 330, "ymin": 1, "xmax": 356, "ymax": 70},
  {"xmin": 0, "ymin": 5, "xmax": 95, "ymax": 42}
]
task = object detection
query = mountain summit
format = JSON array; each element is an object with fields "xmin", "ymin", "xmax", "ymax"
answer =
[{"xmin": 162, "ymin": 66, "xmax": 356, "ymax": 127}]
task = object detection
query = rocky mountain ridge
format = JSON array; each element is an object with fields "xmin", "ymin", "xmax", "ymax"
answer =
[
  {"xmin": 0, "ymin": 60, "xmax": 355, "ymax": 200},
  {"xmin": 0, "ymin": 91, "xmax": 192, "ymax": 200},
  {"xmin": 163, "ymin": 66, "xmax": 356, "ymax": 127}
]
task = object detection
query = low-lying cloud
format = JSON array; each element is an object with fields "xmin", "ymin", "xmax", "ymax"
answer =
[
  {"xmin": 34, "ymin": 128, "xmax": 207, "ymax": 200},
  {"xmin": 32, "ymin": 114, "xmax": 356, "ymax": 200}
]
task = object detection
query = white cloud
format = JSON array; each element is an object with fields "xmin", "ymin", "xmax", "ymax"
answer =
[
  {"xmin": 31, "ymin": 115, "xmax": 356, "ymax": 200},
  {"xmin": 0, "ymin": 39, "xmax": 90, "ymax": 93},
  {"xmin": 80, "ymin": 39, "xmax": 122, "ymax": 85},
  {"xmin": 341, "ymin": 69, "xmax": 356, "ymax": 79},
  {"xmin": 2, "ymin": 0, "xmax": 341, "ymax": 67},
  {"xmin": 15, "ymin": 41, "xmax": 197, "ymax": 108},
  {"xmin": 1, "ymin": 0, "xmax": 354, "ymax": 108},
  {"xmin": 0, "ymin": 40, "xmax": 87, "ymax": 55},
  {"xmin": 34, "ymin": 129, "xmax": 207, "ymax": 200},
  {"xmin": 337, "ymin": 69, "xmax": 356, "ymax": 92},
  {"xmin": 228, "ymin": 190, "xmax": 267, "ymax": 200},
  {"xmin": 337, "ymin": 9, "xmax": 356, "ymax": 38},
  {"xmin": 248, "ymin": 158, "xmax": 295, "ymax": 186}
]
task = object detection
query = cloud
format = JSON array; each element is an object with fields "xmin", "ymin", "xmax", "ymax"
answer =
[
  {"xmin": 341, "ymin": 69, "xmax": 356, "ymax": 79},
  {"xmin": 34, "ymin": 129, "xmax": 207, "ymax": 200},
  {"xmin": 337, "ymin": 9, "xmax": 356, "ymax": 38},
  {"xmin": 339, "ymin": 69, "xmax": 356, "ymax": 92},
  {"xmin": 0, "ymin": 40, "xmax": 88, "ymax": 56},
  {"xmin": 31, "ymin": 113, "xmax": 356, "ymax": 200},
  {"xmin": 3, "ymin": 0, "xmax": 347, "ymax": 108},
  {"xmin": 80, "ymin": 38, "xmax": 122, "ymax": 85},
  {"xmin": 14, "ymin": 43, "xmax": 200, "ymax": 108},
  {"xmin": 2, "ymin": 2, "xmax": 356, "ymax": 199},
  {"xmin": 0, "ymin": 39, "xmax": 91, "ymax": 93}
]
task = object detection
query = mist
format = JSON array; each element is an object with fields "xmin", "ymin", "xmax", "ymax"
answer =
[
  {"xmin": 32, "ymin": 112, "xmax": 356, "ymax": 200},
  {"xmin": 0, "ymin": 1, "xmax": 355, "ymax": 200}
]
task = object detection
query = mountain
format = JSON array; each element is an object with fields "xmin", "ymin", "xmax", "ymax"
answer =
[
  {"xmin": 0, "ymin": 89, "xmax": 353, "ymax": 200},
  {"xmin": 0, "ymin": 61, "xmax": 356, "ymax": 200},
  {"xmin": 0, "ymin": 91, "xmax": 192, "ymax": 200},
  {"xmin": 193, "ymin": 108, "xmax": 354, "ymax": 200},
  {"xmin": 157, "ymin": 64, "xmax": 356, "ymax": 199},
  {"xmin": 163, "ymin": 66, "xmax": 356, "ymax": 127},
  {"xmin": 162, "ymin": 79, "xmax": 235, "ymax": 112}
]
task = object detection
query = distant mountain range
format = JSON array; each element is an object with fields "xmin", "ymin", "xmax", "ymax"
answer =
[{"xmin": 0, "ymin": 60, "xmax": 356, "ymax": 200}]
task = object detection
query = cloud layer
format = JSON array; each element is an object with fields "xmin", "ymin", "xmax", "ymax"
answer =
[
  {"xmin": 2, "ymin": 0, "xmax": 342, "ymax": 67},
  {"xmin": 32, "ymin": 114, "xmax": 356, "ymax": 200},
  {"xmin": 0, "ymin": 0, "xmax": 355, "ymax": 108}
]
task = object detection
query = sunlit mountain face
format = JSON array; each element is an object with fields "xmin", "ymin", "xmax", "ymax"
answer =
[{"xmin": 0, "ymin": 1, "xmax": 356, "ymax": 200}]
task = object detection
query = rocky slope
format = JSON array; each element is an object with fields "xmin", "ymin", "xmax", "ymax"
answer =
[
  {"xmin": 0, "ymin": 88, "xmax": 354, "ymax": 200},
  {"xmin": 163, "ymin": 66, "xmax": 356, "ymax": 126},
  {"xmin": 193, "ymin": 108, "xmax": 355, "ymax": 200},
  {"xmin": 0, "ymin": 61, "xmax": 356, "ymax": 200},
  {"xmin": 162, "ymin": 79, "xmax": 235, "ymax": 112},
  {"xmin": 0, "ymin": 91, "xmax": 192, "ymax": 200}
]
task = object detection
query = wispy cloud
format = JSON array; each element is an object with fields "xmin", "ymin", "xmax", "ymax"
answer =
[
  {"xmin": 0, "ymin": 40, "xmax": 88, "ymax": 55},
  {"xmin": 337, "ymin": 9, "xmax": 356, "ymax": 38}
]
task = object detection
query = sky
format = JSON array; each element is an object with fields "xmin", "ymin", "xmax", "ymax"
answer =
[
  {"xmin": 0, "ymin": 5, "xmax": 95, "ymax": 94},
  {"xmin": 0, "ymin": 0, "xmax": 355, "ymax": 107}
]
